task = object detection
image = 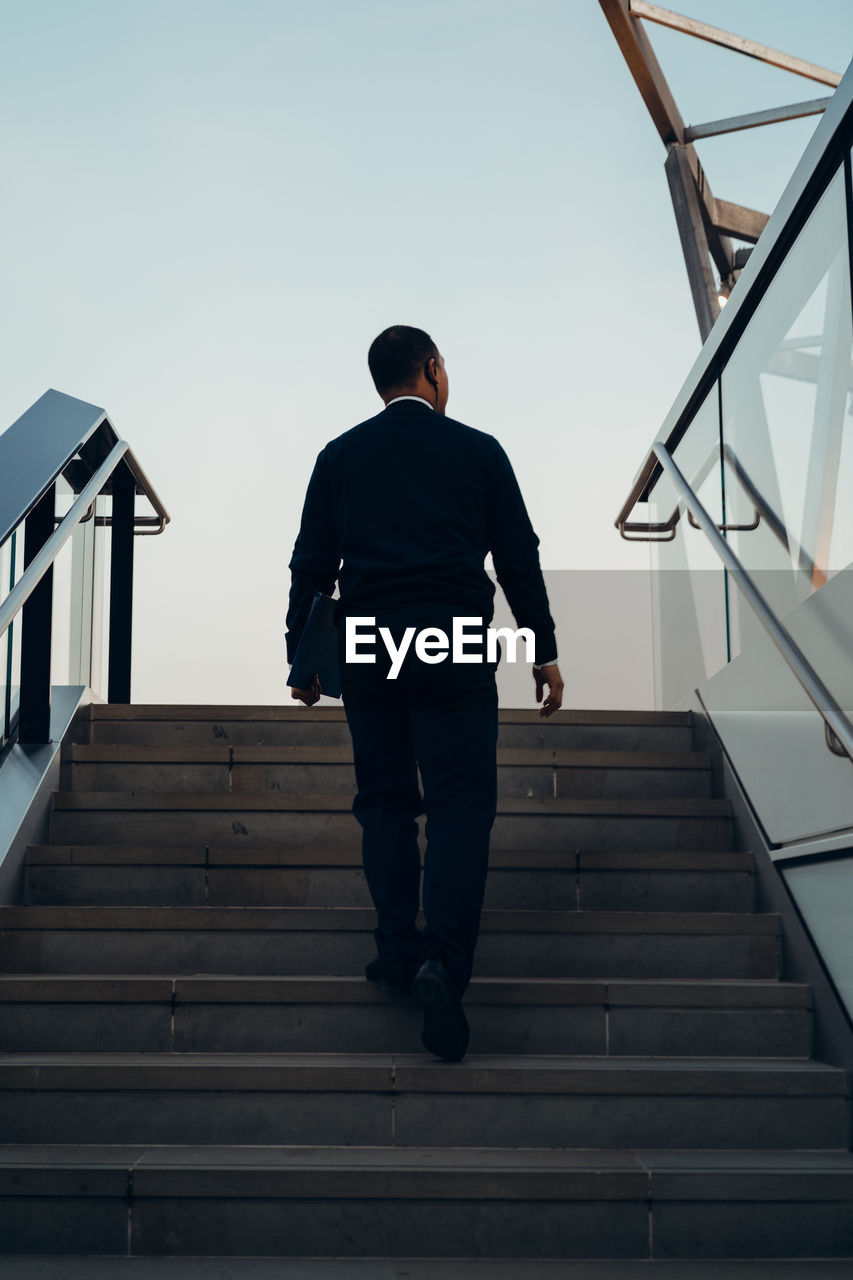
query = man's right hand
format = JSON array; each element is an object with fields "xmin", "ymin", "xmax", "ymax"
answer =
[
  {"xmin": 290, "ymin": 674, "xmax": 322, "ymax": 707},
  {"xmin": 533, "ymin": 663, "xmax": 563, "ymax": 717}
]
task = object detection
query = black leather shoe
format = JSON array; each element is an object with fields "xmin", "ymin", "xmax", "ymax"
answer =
[
  {"xmin": 364, "ymin": 955, "xmax": 416, "ymax": 997},
  {"xmin": 412, "ymin": 957, "xmax": 469, "ymax": 1062}
]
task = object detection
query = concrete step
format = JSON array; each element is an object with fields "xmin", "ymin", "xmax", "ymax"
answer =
[
  {"xmin": 11, "ymin": 1261, "xmax": 853, "ymax": 1278},
  {"xmin": 0, "ymin": 906, "xmax": 781, "ymax": 979},
  {"xmin": 69, "ymin": 744, "xmax": 713, "ymax": 800},
  {"xmin": 25, "ymin": 845, "xmax": 755, "ymax": 912},
  {"xmin": 11, "ymin": 1261, "xmax": 853, "ymax": 1280},
  {"xmin": 10, "ymin": 1262, "xmax": 853, "ymax": 1279},
  {"xmin": 49, "ymin": 792, "xmax": 732, "ymax": 852},
  {"xmin": 10, "ymin": 701, "xmax": 843, "ymax": 1266},
  {"xmin": 87, "ymin": 705, "xmax": 695, "ymax": 753},
  {"xmin": 0, "ymin": 975, "xmax": 810, "ymax": 1056},
  {"xmin": 1, "ymin": 1143, "xmax": 851, "ymax": 1258},
  {"xmin": 0, "ymin": 1054, "xmax": 844, "ymax": 1150}
]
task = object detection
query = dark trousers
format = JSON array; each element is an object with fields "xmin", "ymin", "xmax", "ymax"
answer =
[{"xmin": 339, "ymin": 615, "xmax": 499, "ymax": 995}]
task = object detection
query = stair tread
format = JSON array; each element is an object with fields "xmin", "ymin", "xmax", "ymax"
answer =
[
  {"xmin": 71, "ymin": 744, "xmax": 711, "ymax": 769},
  {"xmin": 2, "ymin": 1143, "xmax": 850, "ymax": 1169},
  {"xmin": 0, "ymin": 906, "xmax": 778, "ymax": 933},
  {"xmin": 1, "ymin": 1142, "xmax": 851, "ymax": 1185},
  {"xmin": 90, "ymin": 706, "xmax": 694, "ymax": 726},
  {"xmin": 52, "ymin": 791, "xmax": 731, "ymax": 815},
  {"xmin": 27, "ymin": 844, "xmax": 752, "ymax": 870},
  {"xmin": 8, "ymin": 1264, "xmax": 853, "ymax": 1278},
  {"xmin": 0, "ymin": 974, "xmax": 807, "ymax": 1005},
  {"xmin": 0, "ymin": 1053, "xmax": 841, "ymax": 1094}
]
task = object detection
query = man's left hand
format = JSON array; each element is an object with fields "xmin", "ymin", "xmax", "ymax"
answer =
[
  {"xmin": 290, "ymin": 674, "xmax": 321, "ymax": 706},
  {"xmin": 533, "ymin": 663, "xmax": 563, "ymax": 717}
]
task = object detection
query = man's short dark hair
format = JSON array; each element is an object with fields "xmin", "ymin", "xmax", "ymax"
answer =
[{"xmin": 368, "ymin": 325, "xmax": 439, "ymax": 395}]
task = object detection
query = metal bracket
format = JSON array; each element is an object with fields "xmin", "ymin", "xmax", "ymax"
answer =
[
  {"xmin": 825, "ymin": 722, "xmax": 851, "ymax": 760},
  {"xmin": 687, "ymin": 507, "xmax": 761, "ymax": 533},
  {"xmin": 53, "ymin": 508, "xmax": 164, "ymax": 534},
  {"xmin": 618, "ymin": 519, "xmax": 677, "ymax": 543}
]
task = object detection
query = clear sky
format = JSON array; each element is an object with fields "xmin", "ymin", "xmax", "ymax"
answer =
[{"xmin": 1, "ymin": 0, "xmax": 850, "ymax": 704}]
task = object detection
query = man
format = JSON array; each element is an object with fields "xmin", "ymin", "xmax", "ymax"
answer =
[{"xmin": 286, "ymin": 325, "xmax": 562, "ymax": 1062}]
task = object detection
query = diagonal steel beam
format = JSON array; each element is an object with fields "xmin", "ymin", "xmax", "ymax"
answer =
[
  {"xmin": 629, "ymin": 1, "xmax": 842, "ymax": 87},
  {"xmin": 665, "ymin": 145, "xmax": 720, "ymax": 340},
  {"xmin": 711, "ymin": 199, "xmax": 770, "ymax": 244},
  {"xmin": 679, "ymin": 148, "xmax": 735, "ymax": 277},
  {"xmin": 598, "ymin": 0, "xmax": 778, "ymax": 337},
  {"xmin": 599, "ymin": 0, "xmax": 685, "ymax": 143},
  {"xmin": 685, "ymin": 97, "xmax": 832, "ymax": 142}
]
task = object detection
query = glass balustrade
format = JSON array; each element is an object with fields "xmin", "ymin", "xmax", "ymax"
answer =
[
  {"xmin": 0, "ymin": 395, "xmax": 166, "ymax": 756},
  {"xmin": 698, "ymin": 156, "xmax": 853, "ymax": 846},
  {"xmin": 0, "ymin": 458, "xmax": 116, "ymax": 758},
  {"xmin": 618, "ymin": 75, "xmax": 853, "ymax": 1024},
  {"xmin": 721, "ymin": 164, "xmax": 853, "ymax": 667},
  {"xmin": 0, "ymin": 528, "xmax": 23, "ymax": 753},
  {"xmin": 647, "ymin": 383, "xmax": 730, "ymax": 708},
  {"xmin": 48, "ymin": 471, "xmax": 109, "ymax": 693}
]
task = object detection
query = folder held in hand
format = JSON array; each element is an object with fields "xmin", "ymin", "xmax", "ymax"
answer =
[{"xmin": 286, "ymin": 592, "xmax": 342, "ymax": 699}]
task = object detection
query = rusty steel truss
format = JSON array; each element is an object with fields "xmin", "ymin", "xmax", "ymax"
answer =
[{"xmin": 599, "ymin": 0, "xmax": 842, "ymax": 340}]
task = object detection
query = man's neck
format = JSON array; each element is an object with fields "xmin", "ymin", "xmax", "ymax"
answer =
[{"xmin": 384, "ymin": 394, "xmax": 435, "ymax": 410}]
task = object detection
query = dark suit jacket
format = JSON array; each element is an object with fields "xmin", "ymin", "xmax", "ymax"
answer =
[{"xmin": 285, "ymin": 398, "xmax": 556, "ymax": 667}]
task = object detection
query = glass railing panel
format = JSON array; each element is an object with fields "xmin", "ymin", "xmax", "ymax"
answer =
[
  {"xmin": 66, "ymin": 487, "xmax": 98, "ymax": 689},
  {"xmin": 783, "ymin": 857, "xmax": 853, "ymax": 1021},
  {"xmin": 0, "ymin": 526, "xmax": 24, "ymax": 752},
  {"xmin": 0, "ymin": 533, "xmax": 11, "ymax": 750},
  {"xmin": 702, "ymin": 158, "xmax": 853, "ymax": 843},
  {"xmin": 721, "ymin": 164, "xmax": 853, "ymax": 661},
  {"xmin": 88, "ymin": 493, "xmax": 109, "ymax": 699},
  {"xmin": 1, "ymin": 463, "xmax": 108, "ymax": 750},
  {"xmin": 49, "ymin": 477, "xmax": 74, "ymax": 689},
  {"xmin": 2, "ymin": 620, "xmax": 21, "ymax": 754},
  {"xmin": 1, "ymin": 540, "xmax": 11, "ymax": 750},
  {"xmin": 648, "ymin": 383, "xmax": 728, "ymax": 707},
  {"xmin": 50, "ymin": 467, "xmax": 103, "ymax": 692}
]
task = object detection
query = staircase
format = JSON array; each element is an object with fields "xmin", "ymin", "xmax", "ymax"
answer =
[{"xmin": 1, "ymin": 703, "xmax": 851, "ymax": 1261}]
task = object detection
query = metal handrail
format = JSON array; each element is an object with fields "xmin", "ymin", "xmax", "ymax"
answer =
[
  {"xmin": 0, "ymin": 442, "xmax": 129, "ymax": 640},
  {"xmin": 614, "ymin": 60, "xmax": 853, "ymax": 531},
  {"xmin": 120, "ymin": 447, "xmax": 170, "ymax": 536},
  {"xmin": 0, "ymin": 391, "xmax": 172, "ymax": 744},
  {"xmin": 652, "ymin": 440, "xmax": 853, "ymax": 763},
  {"xmin": 617, "ymin": 439, "xmax": 819, "ymax": 579},
  {"xmin": 0, "ymin": 390, "xmax": 171, "ymax": 551},
  {"xmin": 42, "ymin": 447, "xmax": 169, "ymax": 538},
  {"xmin": 617, "ymin": 439, "xmax": 768, "ymax": 538}
]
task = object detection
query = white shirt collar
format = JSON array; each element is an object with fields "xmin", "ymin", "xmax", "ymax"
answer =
[{"xmin": 385, "ymin": 395, "xmax": 435, "ymax": 411}]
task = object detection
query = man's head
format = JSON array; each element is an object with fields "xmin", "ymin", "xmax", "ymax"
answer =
[{"xmin": 367, "ymin": 325, "xmax": 449, "ymax": 414}]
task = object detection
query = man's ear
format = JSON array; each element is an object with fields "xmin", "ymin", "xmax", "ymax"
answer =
[{"xmin": 425, "ymin": 356, "xmax": 438, "ymax": 386}]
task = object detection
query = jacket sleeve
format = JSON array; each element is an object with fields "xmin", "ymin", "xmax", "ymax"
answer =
[
  {"xmin": 285, "ymin": 448, "xmax": 341, "ymax": 664},
  {"xmin": 484, "ymin": 438, "xmax": 557, "ymax": 666}
]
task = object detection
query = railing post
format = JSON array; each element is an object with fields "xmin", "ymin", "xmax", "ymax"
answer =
[
  {"xmin": 107, "ymin": 467, "xmax": 135, "ymax": 704},
  {"xmin": 18, "ymin": 484, "xmax": 56, "ymax": 743}
]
